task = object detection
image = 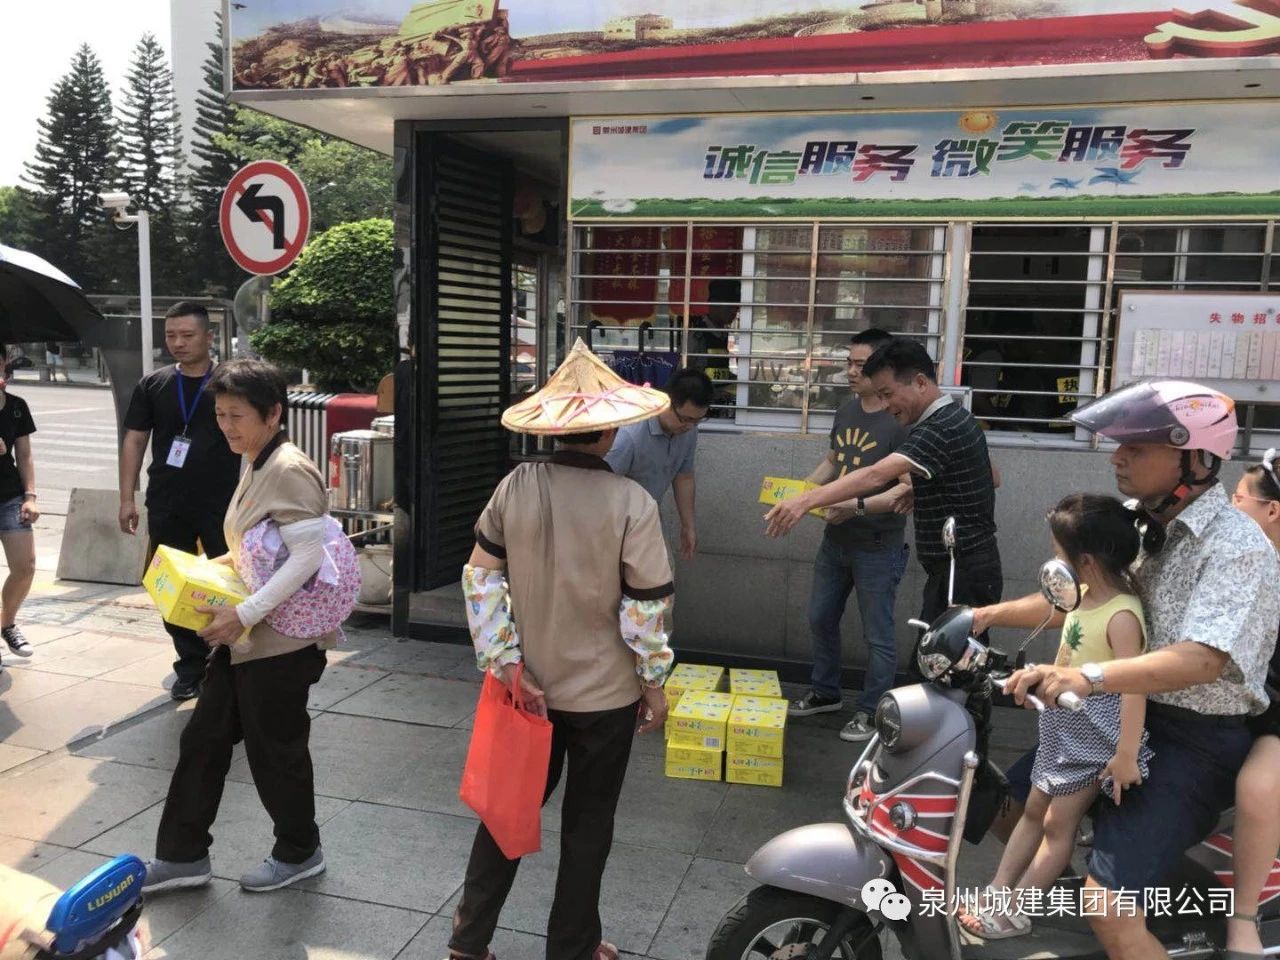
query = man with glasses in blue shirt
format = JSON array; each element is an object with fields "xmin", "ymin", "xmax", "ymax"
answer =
[{"xmin": 605, "ymin": 369, "xmax": 714, "ymax": 561}]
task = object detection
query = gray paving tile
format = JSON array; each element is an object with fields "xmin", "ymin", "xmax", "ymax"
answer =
[
  {"xmin": 343, "ymin": 638, "xmax": 475, "ymax": 677},
  {"xmin": 325, "ymin": 674, "xmax": 480, "ymax": 727},
  {"xmin": 309, "ymin": 661, "xmax": 389, "ymax": 710},
  {"xmin": 0, "ymin": 665, "xmax": 85, "ymax": 706},
  {"xmin": 95, "ymin": 653, "xmax": 179, "ymax": 689},
  {"xmin": 296, "ymin": 802, "xmax": 479, "ymax": 913},
  {"xmin": 82, "ymin": 779, "xmax": 350, "ymax": 879},
  {"xmin": 73, "ymin": 702, "xmax": 203, "ymax": 771},
  {"xmin": 648, "ymin": 857, "xmax": 759, "ymax": 960},
  {"xmin": 697, "ymin": 778, "xmax": 846, "ymax": 864},
  {"xmin": 398, "ymin": 914, "xmax": 548, "ymax": 960},
  {"xmin": 456, "ymin": 833, "xmax": 690, "ymax": 956},
  {"xmin": 0, "ymin": 677, "xmax": 170, "ymax": 751},
  {"xmin": 0, "ymin": 833, "xmax": 75, "ymax": 872},
  {"xmin": 0, "ymin": 622, "xmax": 78, "ymax": 646},
  {"xmin": 0, "ymin": 741, "xmax": 45, "ymax": 772},
  {"xmin": 227, "ymin": 712, "xmax": 441, "ymax": 804},
  {"xmin": 0, "ymin": 755, "xmax": 171, "ymax": 847},
  {"xmin": 144, "ymin": 887, "xmax": 427, "ymax": 960},
  {"xmin": 8, "ymin": 632, "xmax": 166, "ymax": 678},
  {"xmin": 26, "ymin": 846, "xmax": 239, "ymax": 947},
  {"xmin": 359, "ymin": 724, "xmax": 476, "ymax": 819}
]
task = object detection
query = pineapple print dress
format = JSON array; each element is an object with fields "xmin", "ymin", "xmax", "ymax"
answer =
[{"xmin": 1031, "ymin": 592, "xmax": 1155, "ymax": 800}]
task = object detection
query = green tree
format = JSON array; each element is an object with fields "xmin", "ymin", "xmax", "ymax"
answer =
[
  {"xmin": 185, "ymin": 12, "xmax": 243, "ymax": 298},
  {"xmin": 214, "ymin": 107, "xmax": 392, "ymax": 232},
  {"xmin": 253, "ymin": 218, "xmax": 395, "ymax": 391},
  {"xmin": 23, "ymin": 44, "xmax": 124, "ymax": 288},
  {"xmin": 0, "ymin": 187, "xmax": 39, "ymax": 250},
  {"xmin": 117, "ymin": 33, "xmax": 186, "ymax": 294}
]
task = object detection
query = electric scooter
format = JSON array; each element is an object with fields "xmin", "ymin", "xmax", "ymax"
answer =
[
  {"xmin": 707, "ymin": 519, "xmax": 1280, "ymax": 960},
  {"xmin": 1, "ymin": 855, "xmax": 146, "ymax": 959}
]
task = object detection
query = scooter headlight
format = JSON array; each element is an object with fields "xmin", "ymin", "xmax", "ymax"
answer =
[{"xmin": 874, "ymin": 695, "xmax": 903, "ymax": 751}]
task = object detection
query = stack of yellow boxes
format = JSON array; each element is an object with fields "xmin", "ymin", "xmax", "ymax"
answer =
[
  {"xmin": 727, "ymin": 669, "xmax": 787, "ymax": 787},
  {"xmin": 663, "ymin": 664, "xmax": 728, "ymax": 781}
]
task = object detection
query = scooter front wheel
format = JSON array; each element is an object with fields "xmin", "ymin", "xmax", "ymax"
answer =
[{"xmin": 706, "ymin": 886, "xmax": 883, "ymax": 960}]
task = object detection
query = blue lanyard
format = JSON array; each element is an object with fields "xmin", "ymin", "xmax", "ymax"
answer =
[{"xmin": 176, "ymin": 367, "xmax": 213, "ymax": 436}]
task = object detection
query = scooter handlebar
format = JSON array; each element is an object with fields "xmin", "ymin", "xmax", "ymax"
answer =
[{"xmin": 1024, "ymin": 690, "xmax": 1084, "ymax": 713}]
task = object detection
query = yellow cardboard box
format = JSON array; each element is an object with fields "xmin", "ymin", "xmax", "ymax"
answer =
[
  {"xmin": 664, "ymin": 663, "xmax": 725, "ymax": 711},
  {"xmin": 665, "ymin": 743, "xmax": 723, "ymax": 781},
  {"xmin": 668, "ymin": 690, "xmax": 735, "ymax": 751},
  {"xmin": 729, "ymin": 669, "xmax": 782, "ymax": 699},
  {"xmin": 143, "ymin": 545, "xmax": 249, "ymax": 639},
  {"xmin": 728, "ymin": 695, "xmax": 788, "ymax": 758},
  {"xmin": 758, "ymin": 477, "xmax": 827, "ymax": 519},
  {"xmin": 726, "ymin": 752, "xmax": 784, "ymax": 787}
]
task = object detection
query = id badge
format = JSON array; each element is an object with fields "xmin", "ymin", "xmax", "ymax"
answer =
[{"xmin": 167, "ymin": 437, "xmax": 191, "ymax": 468}]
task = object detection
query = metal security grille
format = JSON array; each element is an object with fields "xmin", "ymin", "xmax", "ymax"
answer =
[
  {"xmin": 417, "ymin": 138, "xmax": 513, "ymax": 590},
  {"xmin": 569, "ymin": 222, "xmax": 947, "ymax": 433},
  {"xmin": 960, "ymin": 221, "xmax": 1277, "ymax": 448}
]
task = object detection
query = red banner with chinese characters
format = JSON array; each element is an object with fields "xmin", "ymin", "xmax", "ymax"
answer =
[
  {"xmin": 668, "ymin": 226, "xmax": 744, "ymax": 316},
  {"xmin": 588, "ymin": 227, "xmax": 661, "ymax": 325}
]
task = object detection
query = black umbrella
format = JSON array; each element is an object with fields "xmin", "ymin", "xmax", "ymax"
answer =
[{"xmin": 0, "ymin": 244, "xmax": 103, "ymax": 343}]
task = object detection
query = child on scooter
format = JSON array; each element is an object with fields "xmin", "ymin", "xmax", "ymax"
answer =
[{"xmin": 963, "ymin": 493, "xmax": 1152, "ymax": 940}]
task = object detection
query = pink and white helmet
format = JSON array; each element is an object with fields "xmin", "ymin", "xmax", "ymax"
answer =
[{"xmin": 1070, "ymin": 380, "xmax": 1237, "ymax": 460}]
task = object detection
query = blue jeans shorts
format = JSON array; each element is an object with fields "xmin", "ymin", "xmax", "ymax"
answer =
[{"xmin": 0, "ymin": 496, "xmax": 32, "ymax": 533}]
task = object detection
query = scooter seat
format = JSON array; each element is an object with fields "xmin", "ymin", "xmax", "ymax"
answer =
[{"xmin": 44, "ymin": 855, "xmax": 146, "ymax": 956}]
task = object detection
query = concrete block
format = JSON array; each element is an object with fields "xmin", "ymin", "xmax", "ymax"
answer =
[{"xmin": 56, "ymin": 488, "xmax": 150, "ymax": 586}]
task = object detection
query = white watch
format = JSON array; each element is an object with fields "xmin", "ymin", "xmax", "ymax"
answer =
[{"xmin": 1081, "ymin": 662, "xmax": 1105, "ymax": 696}]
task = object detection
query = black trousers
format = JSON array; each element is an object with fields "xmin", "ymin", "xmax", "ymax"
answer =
[
  {"xmin": 908, "ymin": 542, "xmax": 1004, "ymax": 681},
  {"xmin": 450, "ymin": 700, "xmax": 640, "ymax": 960},
  {"xmin": 156, "ymin": 644, "xmax": 326, "ymax": 864},
  {"xmin": 147, "ymin": 506, "xmax": 230, "ymax": 685}
]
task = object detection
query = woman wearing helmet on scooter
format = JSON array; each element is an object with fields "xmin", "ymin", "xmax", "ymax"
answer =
[
  {"xmin": 988, "ymin": 380, "xmax": 1280, "ymax": 960},
  {"xmin": 1223, "ymin": 449, "xmax": 1280, "ymax": 958}
]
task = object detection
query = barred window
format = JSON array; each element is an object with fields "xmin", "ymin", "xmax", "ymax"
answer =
[{"xmin": 566, "ymin": 220, "xmax": 1278, "ymax": 454}]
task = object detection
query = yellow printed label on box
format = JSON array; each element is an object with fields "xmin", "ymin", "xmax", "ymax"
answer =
[
  {"xmin": 665, "ymin": 742, "xmax": 723, "ymax": 781},
  {"xmin": 143, "ymin": 545, "xmax": 249, "ymax": 639},
  {"xmin": 670, "ymin": 690, "xmax": 734, "ymax": 747},
  {"xmin": 759, "ymin": 477, "xmax": 827, "ymax": 519},
  {"xmin": 668, "ymin": 729, "xmax": 727, "ymax": 751},
  {"xmin": 728, "ymin": 735, "xmax": 784, "ymax": 759},
  {"xmin": 726, "ymin": 752, "xmax": 784, "ymax": 787},
  {"xmin": 729, "ymin": 695, "xmax": 788, "ymax": 749},
  {"xmin": 730, "ymin": 669, "xmax": 782, "ymax": 699}
]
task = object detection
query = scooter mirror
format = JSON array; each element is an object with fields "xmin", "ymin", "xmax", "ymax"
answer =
[
  {"xmin": 1039, "ymin": 559, "xmax": 1082, "ymax": 613},
  {"xmin": 942, "ymin": 517, "xmax": 957, "ymax": 552}
]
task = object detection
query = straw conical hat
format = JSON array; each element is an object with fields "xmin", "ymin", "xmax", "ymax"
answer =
[{"xmin": 501, "ymin": 338, "xmax": 670, "ymax": 435}]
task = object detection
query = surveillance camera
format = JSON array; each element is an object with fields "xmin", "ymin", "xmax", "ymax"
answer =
[{"xmin": 99, "ymin": 191, "xmax": 132, "ymax": 211}]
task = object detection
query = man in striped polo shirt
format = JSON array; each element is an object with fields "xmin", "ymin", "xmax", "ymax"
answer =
[{"xmin": 765, "ymin": 338, "xmax": 1002, "ymax": 676}]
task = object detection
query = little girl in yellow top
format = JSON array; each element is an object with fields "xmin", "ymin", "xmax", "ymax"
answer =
[{"xmin": 967, "ymin": 493, "xmax": 1152, "ymax": 940}]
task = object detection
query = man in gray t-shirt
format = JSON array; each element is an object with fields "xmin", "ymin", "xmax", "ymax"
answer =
[
  {"xmin": 605, "ymin": 369, "xmax": 714, "ymax": 561},
  {"xmin": 788, "ymin": 329, "xmax": 913, "ymax": 742}
]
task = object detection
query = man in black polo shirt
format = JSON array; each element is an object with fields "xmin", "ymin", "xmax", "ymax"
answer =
[
  {"xmin": 766, "ymin": 339, "xmax": 1002, "ymax": 674},
  {"xmin": 119, "ymin": 303, "xmax": 242, "ymax": 699}
]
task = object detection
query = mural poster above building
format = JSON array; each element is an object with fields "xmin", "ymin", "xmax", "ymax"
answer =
[
  {"xmin": 568, "ymin": 104, "xmax": 1280, "ymax": 218},
  {"xmin": 228, "ymin": 1, "xmax": 1280, "ymax": 91}
]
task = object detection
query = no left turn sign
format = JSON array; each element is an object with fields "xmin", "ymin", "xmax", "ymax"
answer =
[{"xmin": 219, "ymin": 160, "xmax": 311, "ymax": 276}]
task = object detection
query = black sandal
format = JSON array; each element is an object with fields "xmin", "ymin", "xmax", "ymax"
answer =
[{"xmin": 1221, "ymin": 911, "xmax": 1264, "ymax": 960}]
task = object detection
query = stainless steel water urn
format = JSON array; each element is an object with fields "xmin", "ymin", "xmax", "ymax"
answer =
[{"xmin": 328, "ymin": 429, "xmax": 393, "ymax": 512}]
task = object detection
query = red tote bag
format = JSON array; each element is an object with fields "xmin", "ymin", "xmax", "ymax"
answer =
[{"xmin": 459, "ymin": 664, "xmax": 554, "ymax": 860}]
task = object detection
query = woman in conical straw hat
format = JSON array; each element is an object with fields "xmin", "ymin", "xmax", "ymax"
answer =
[{"xmin": 449, "ymin": 338, "xmax": 676, "ymax": 960}]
